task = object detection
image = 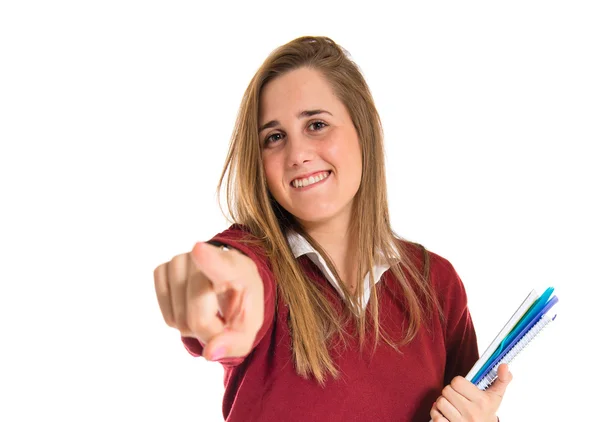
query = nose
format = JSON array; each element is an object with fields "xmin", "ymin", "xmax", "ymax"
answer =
[{"xmin": 285, "ymin": 133, "xmax": 315, "ymax": 167}]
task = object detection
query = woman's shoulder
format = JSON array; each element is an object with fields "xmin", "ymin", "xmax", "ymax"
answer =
[
  {"xmin": 395, "ymin": 238, "xmax": 465, "ymax": 293},
  {"xmin": 395, "ymin": 238, "xmax": 456, "ymax": 273},
  {"xmin": 396, "ymin": 239, "xmax": 471, "ymax": 322}
]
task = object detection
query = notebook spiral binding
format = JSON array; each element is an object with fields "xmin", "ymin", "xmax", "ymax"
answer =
[{"xmin": 476, "ymin": 313, "xmax": 555, "ymax": 390}]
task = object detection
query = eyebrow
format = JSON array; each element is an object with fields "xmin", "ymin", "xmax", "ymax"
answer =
[{"xmin": 258, "ymin": 109, "xmax": 332, "ymax": 133}]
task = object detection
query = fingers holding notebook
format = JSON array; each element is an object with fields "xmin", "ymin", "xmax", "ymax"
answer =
[
  {"xmin": 430, "ymin": 363, "xmax": 512, "ymax": 422},
  {"xmin": 486, "ymin": 363, "xmax": 513, "ymax": 399}
]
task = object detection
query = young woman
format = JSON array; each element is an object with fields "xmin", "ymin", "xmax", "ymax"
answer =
[{"xmin": 153, "ymin": 35, "xmax": 512, "ymax": 421}]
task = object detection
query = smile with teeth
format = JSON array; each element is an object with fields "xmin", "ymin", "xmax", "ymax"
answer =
[{"xmin": 291, "ymin": 171, "xmax": 331, "ymax": 188}]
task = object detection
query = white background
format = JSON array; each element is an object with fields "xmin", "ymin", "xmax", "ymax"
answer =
[{"xmin": 1, "ymin": 1, "xmax": 598, "ymax": 421}]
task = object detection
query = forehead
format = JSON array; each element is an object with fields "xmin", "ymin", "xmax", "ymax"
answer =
[{"xmin": 259, "ymin": 68, "xmax": 340, "ymax": 118}]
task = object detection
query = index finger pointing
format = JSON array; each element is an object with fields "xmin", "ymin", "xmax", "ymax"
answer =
[{"xmin": 190, "ymin": 242, "xmax": 242, "ymax": 291}]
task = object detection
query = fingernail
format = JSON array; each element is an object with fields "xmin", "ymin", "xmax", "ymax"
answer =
[
  {"xmin": 211, "ymin": 346, "xmax": 225, "ymax": 361},
  {"xmin": 191, "ymin": 242, "xmax": 204, "ymax": 257}
]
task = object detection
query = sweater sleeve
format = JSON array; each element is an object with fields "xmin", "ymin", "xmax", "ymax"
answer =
[
  {"xmin": 430, "ymin": 253, "xmax": 480, "ymax": 385},
  {"xmin": 180, "ymin": 225, "xmax": 277, "ymax": 367}
]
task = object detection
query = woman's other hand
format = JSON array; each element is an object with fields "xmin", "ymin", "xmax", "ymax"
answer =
[{"xmin": 430, "ymin": 363, "xmax": 513, "ymax": 422}]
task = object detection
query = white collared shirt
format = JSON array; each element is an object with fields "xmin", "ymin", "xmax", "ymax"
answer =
[{"xmin": 286, "ymin": 231, "xmax": 399, "ymax": 310}]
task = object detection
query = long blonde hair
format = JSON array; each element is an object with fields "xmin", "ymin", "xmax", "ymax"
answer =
[{"xmin": 217, "ymin": 35, "xmax": 443, "ymax": 385}]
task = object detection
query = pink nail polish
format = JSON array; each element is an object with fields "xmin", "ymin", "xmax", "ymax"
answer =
[{"xmin": 211, "ymin": 346, "xmax": 225, "ymax": 361}]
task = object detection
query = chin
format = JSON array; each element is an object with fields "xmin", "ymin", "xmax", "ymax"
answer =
[{"xmin": 290, "ymin": 206, "xmax": 342, "ymax": 225}]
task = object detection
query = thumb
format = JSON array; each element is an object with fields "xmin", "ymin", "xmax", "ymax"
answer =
[
  {"xmin": 487, "ymin": 363, "xmax": 513, "ymax": 398},
  {"xmin": 202, "ymin": 328, "xmax": 255, "ymax": 362}
]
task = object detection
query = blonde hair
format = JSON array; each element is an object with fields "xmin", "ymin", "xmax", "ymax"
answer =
[{"xmin": 217, "ymin": 35, "xmax": 443, "ymax": 385}]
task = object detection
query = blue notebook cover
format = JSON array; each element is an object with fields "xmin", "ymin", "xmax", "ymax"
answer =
[{"xmin": 472, "ymin": 293, "xmax": 558, "ymax": 385}]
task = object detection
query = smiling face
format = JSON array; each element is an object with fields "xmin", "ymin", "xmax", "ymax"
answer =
[{"xmin": 258, "ymin": 67, "xmax": 363, "ymax": 231}]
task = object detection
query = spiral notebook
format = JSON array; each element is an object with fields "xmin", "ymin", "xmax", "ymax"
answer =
[
  {"xmin": 429, "ymin": 287, "xmax": 558, "ymax": 422},
  {"xmin": 466, "ymin": 286, "xmax": 559, "ymax": 389}
]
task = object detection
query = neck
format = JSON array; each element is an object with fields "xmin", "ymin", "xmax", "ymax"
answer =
[
  {"xmin": 300, "ymin": 208, "xmax": 352, "ymax": 253},
  {"xmin": 298, "ymin": 210, "xmax": 358, "ymax": 290}
]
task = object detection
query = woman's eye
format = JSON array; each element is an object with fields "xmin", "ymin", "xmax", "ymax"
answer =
[
  {"xmin": 265, "ymin": 132, "xmax": 283, "ymax": 145},
  {"xmin": 309, "ymin": 121, "xmax": 327, "ymax": 131},
  {"xmin": 263, "ymin": 121, "xmax": 327, "ymax": 146}
]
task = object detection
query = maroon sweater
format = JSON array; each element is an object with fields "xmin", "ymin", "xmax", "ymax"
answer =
[{"xmin": 182, "ymin": 225, "xmax": 479, "ymax": 421}]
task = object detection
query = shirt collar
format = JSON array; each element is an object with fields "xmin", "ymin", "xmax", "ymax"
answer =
[{"xmin": 286, "ymin": 230, "xmax": 399, "ymax": 308}]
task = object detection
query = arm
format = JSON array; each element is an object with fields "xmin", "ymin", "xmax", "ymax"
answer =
[
  {"xmin": 430, "ymin": 255, "xmax": 511, "ymax": 422},
  {"xmin": 439, "ymin": 261, "xmax": 479, "ymax": 385}
]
